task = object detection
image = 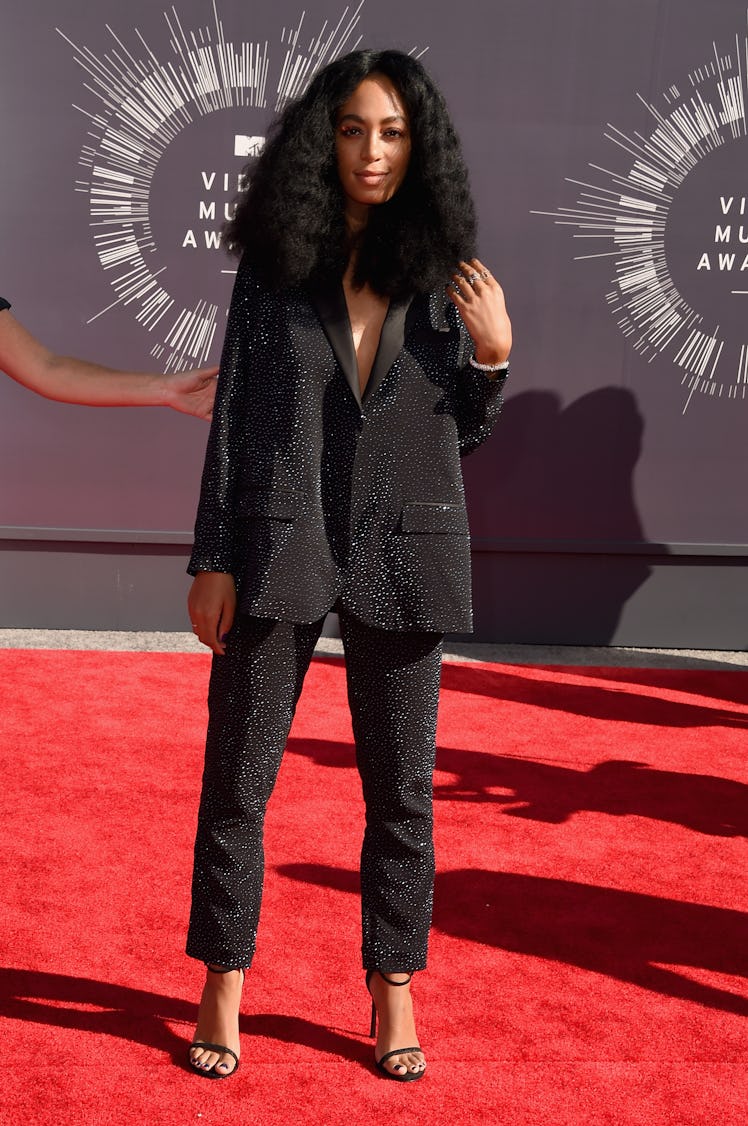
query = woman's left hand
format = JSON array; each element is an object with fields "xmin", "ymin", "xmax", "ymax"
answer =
[{"xmin": 447, "ymin": 258, "xmax": 512, "ymax": 367}]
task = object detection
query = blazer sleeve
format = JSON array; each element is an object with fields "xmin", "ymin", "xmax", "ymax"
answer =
[
  {"xmin": 187, "ymin": 256, "xmax": 255, "ymax": 575},
  {"xmin": 447, "ymin": 302, "xmax": 508, "ymax": 457}
]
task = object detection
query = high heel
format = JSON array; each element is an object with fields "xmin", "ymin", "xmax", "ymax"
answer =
[
  {"xmin": 189, "ymin": 964, "xmax": 244, "ymax": 1080},
  {"xmin": 365, "ymin": 970, "xmax": 425, "ymax": 1082}
]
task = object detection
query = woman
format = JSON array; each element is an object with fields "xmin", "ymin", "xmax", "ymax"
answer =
[
  {"xmin": 186, "ymin": 48, "xmax": 512, "ymax": 1082},
  {"xmin": 0, "ymin": 298, "xmax": 217, "ymax": 419}
]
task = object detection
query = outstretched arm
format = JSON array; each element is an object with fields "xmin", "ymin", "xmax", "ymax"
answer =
[{"xmin": 0, "ymin": 307, "xmax": 218, "ymax": 419}]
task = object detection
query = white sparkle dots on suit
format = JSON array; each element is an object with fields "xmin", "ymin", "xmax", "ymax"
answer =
[{"xmin": 187, "ymin": 610, "xmax": 442, "ymax": 970}]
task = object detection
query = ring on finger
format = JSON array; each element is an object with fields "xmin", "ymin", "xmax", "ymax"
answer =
[{"xmin": 467, "ymin": 272, "xmax": 480, "ymax": 284}]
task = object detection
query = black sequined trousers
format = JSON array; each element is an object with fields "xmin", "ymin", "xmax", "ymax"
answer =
[{"xmin": 186, "ymin": 608, "xmax": 443, "ymax": 972}]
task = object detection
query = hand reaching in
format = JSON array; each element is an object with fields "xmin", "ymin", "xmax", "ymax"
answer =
[{"xmin": 162, "ymin": 365, "xmax": 219, "ymax": 420}]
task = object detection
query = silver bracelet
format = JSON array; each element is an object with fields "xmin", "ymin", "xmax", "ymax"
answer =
[{"xmin": 468, "ymin": 354, "xmax": 510, "ymax": 373}]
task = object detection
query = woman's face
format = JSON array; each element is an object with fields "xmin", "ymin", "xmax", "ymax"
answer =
[{"xmin": 335, "ymin": 74, "xmax": 411, "ymax": 224}]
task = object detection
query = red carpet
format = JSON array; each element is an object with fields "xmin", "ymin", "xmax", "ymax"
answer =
[{"xmin": 1, "ymin": 650, "xmax": 746, "ymax": 1125}]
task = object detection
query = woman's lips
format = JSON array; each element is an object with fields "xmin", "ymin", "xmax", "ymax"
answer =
[{"xmin": 355, "ymin": 171, "xmax": 388, "ymax": 184}]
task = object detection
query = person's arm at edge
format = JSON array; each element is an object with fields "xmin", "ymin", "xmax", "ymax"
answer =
[{"xmin": 0, "ymin": 306, "xmax": 218, "ymax": 419}]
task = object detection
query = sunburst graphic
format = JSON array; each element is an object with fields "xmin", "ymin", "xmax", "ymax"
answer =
[
  {"xmin": 57, "ymin": 2, "xmax": 367, "ymax": 370},
  {"xmin": 534, "ymin": 10, "xmax": 748, "ymax": 413}
]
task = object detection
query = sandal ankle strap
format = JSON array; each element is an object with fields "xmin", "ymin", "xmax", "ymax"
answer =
[{"xmin": 368, "ymin": 970, "xmax": 413, "ymax": 988}]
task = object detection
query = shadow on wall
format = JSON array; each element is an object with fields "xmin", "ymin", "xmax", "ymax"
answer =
[{"xmin": 465, "ymin": 386, "xmax": 662, "ymax": 644}]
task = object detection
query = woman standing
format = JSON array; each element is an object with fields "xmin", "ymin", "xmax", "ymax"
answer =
[{"xmin": 186, "ymin": 48, "xmax": 512, "ymax": 1082}]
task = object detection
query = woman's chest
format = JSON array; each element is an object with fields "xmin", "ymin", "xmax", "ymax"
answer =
[{"xmin": 342, "ymin": 281, "xmax": 390, "ymax": 396}]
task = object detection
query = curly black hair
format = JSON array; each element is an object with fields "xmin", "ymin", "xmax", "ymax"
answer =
[{"xmin": 223, "ymin": 49, "xmax": 477, "ymax": 298}]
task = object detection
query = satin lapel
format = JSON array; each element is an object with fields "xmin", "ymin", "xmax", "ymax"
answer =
[
  {"xmin": 309, "ymin": 284, "xmax": 362, "ymax": 407},
  {"xmin": 362, "ymin": 294, "xmax": 413, "ymax": 405}
]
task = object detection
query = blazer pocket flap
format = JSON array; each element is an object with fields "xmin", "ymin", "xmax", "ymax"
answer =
[
  {"xmin": 236, "ymin": 491, "xmax": 300, "ymax": 521},
  {"xmin": 399, "ymin": 502, "xmax": 468, "ymax": 535}
]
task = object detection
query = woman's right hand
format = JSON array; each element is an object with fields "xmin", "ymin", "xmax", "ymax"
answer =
[{"xmin": 188, "ymin": 572, "xmax": 237, "ymax": 655}]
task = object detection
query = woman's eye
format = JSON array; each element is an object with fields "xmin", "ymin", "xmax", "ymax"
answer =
[{"xmin": 338, "ymin": 126, "xmax": 406, "ymax": 139}]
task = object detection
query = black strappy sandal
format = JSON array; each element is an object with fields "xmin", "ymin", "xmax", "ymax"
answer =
[
  {"xmin": 365, "ymin": 970, "xmax": 426, "ymax": 1082},
  {"xmin": 189, "ymin": 965, "xmax": 244, "ymax": 1080}
]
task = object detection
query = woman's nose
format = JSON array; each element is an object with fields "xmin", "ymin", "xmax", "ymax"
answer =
[{"xmin": 361, "ymin": 132, "xmax": 382, "ymax": 162}]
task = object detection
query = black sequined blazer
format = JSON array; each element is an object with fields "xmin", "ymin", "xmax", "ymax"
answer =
[{"xmin": 188, "ymin": 256, "xmax": 506, "ymax": 632}]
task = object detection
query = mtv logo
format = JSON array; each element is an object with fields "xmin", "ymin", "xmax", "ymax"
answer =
[{"xmin": 234, "ymin": 135, "xmax": 266, "ymax": 158}]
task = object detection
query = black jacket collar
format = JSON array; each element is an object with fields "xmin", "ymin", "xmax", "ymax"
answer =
[{"xmin": 311, "ymin": 283, "xmax": 413, "ymax": 408}]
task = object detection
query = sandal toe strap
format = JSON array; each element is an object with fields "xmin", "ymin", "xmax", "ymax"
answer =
[
  {"xmin": 376, "ymin": 1047, "xmax": 422, "ymax": 1067},
  {"xmin": 190, "ymin": 1041, "xmax": 239, "ymax": 1067}
]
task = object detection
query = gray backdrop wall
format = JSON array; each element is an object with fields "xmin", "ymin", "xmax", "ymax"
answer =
[{"xmin": 1, "ymin": 0, "xmax": 747, "ymax": 646}]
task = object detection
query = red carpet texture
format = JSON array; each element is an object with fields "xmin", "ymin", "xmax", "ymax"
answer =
[{"xmin": 1, "ymin": 649, "xmax": 746, "ymax": 1125}]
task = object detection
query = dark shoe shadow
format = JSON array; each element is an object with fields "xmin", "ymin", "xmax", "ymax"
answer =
[
  {"xmin": 0, "ymin": 968, "xmax": 366, "ymax": 1066},
  {"xmin": 239, "ymin": 1013, "xmax": 370, "ymax": 1067}
]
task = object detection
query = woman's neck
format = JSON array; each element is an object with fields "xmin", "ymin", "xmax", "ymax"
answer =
[{"xmin": 345, "ymin": 202, "xmax": 370, "ymax": 237}]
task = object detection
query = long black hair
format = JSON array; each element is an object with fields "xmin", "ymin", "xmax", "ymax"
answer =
[{"xmin": 223, "ymin": 49, "xmax": 477, "ymax": 298}]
